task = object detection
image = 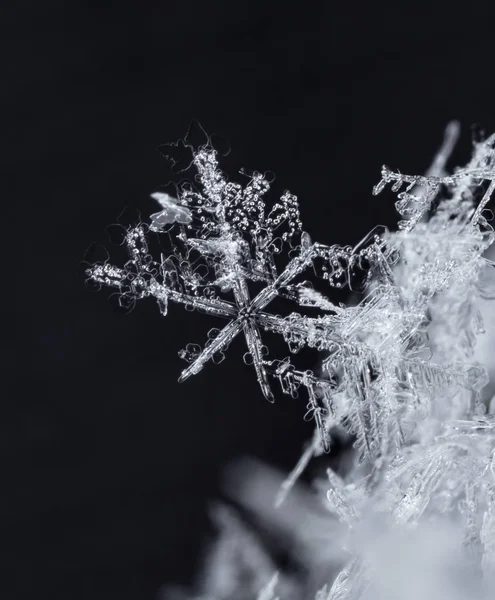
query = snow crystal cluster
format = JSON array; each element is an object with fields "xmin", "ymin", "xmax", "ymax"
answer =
[{"xmin": 87, "ymin": 122, "xmax": 495, "ymax": 599}]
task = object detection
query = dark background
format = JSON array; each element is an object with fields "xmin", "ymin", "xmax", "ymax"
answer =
[{"xmin": 7, "ymin": 2, "xmax": 495, "ymax": 598}]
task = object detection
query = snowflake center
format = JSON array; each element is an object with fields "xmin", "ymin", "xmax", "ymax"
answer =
[{"xmin": 238, "ymin": 306, "xmax": 255, "ymax": 321}]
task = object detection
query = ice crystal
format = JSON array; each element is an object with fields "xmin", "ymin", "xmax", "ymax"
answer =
[{"xmin": 87, "ymin": 121, "xmax": 495, "ymax": 599}]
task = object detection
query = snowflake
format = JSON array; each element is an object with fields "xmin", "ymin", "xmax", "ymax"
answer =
[{"xmin": 87, "ymin": 121, "xmax": 495, "ymax": 599}]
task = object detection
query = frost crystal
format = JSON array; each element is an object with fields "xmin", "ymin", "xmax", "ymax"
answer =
[{"xmin": 87, "ymin": 122, "xmax": 495, "ymax": 599}]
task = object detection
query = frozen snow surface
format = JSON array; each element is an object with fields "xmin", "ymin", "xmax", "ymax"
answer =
[{"xmin": 88, "ymin": 122, "xmax": 495, "ymax": 599}]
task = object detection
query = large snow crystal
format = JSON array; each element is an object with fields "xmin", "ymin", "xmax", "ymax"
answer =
[{"xmin": 87, "ymin": 122, "xmax": 495, "ymax": 599}]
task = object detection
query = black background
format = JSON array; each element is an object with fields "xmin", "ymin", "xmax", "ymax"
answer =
[{"xmin": 7, "ymin": 2, "xmax": 495, "ymax": 599}]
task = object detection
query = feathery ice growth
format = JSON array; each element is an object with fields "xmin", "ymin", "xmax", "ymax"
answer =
[{"xmin": 87, "ymin": 122, "xmax": 495, "ymax": 599}]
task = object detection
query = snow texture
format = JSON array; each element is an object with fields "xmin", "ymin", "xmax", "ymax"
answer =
[{"xmin": 87, "ymin": 121, "xmax": 495, "ymax": 599}]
